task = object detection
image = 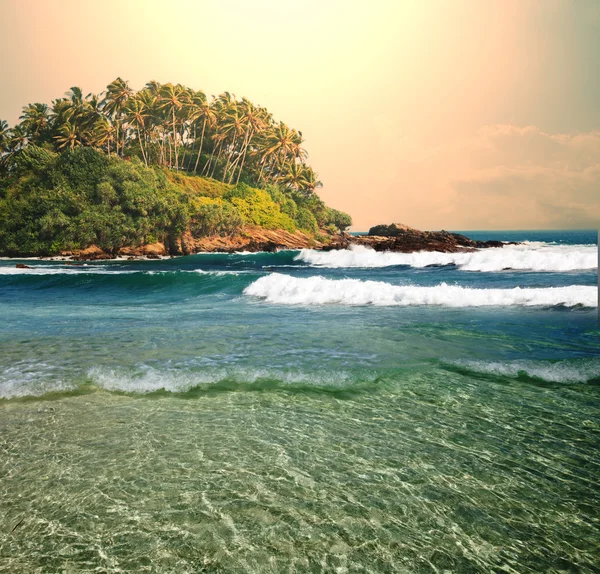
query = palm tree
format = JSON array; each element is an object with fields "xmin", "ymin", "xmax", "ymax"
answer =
[
  {"xmin": 300, "ymin": 165, "xmax": 322, "ymax": 194},
  {"xmin": 158, "ymin": 83, "xmax": 188, "ymax": 168},
  {"xmin": 19, "ymin": 103, "xmax": 50, "ymax": 143},
  {"xmin": 231, "ymin": 99, "xmax": 269, "ymax": 184},
  {"xmin": 259, "ymin": 122, "xmax": 306, "ymax": 183},
  {"xmin": 3, "ymin": 78, "xmax": 324, "ymax": 193},
  {"xmin": 9, "ymin": 125, "xmax": 28, "ymax": 152},
  {"xmin": 65, "ymin": 86, "xmax": 84, "ymax": 107},
  {"xmin": 189, "ymin": 91, "xmax": 217, "ymax": 173},
  {"xmin": 125, "ymin": 96, "xmax": 150, "ymax": 165},
  {"xmin": 278, "ymin": 160, "xmax": 307, "ymax": 192},
  {"xmin": 54, "ymin": 122, "xmax": 79, "ymax": 150},
  {"xmin": 48, "ymin": 88, "xmax": 97, "ymax": 149},
  {"xmin": 220, "ymin": 101, "xmax": 246, "ymax": 182},
  {"xmin": 0, "ymin": 120, "xmax": 11, "ymax": 154},
  {"xmin": 91, "ymin": 117, "xmax": 115, "ymax": 156},
  {"xmin": 145, "ymin": 80, "xmax": 162, "ymax": 96},
  {"xmin": 207, "ymin": 128, "xmax": 227, "ymax": 178},
  {"xmin": 103, "ymin": 77, "xmax": 133, "ymax": 156}
]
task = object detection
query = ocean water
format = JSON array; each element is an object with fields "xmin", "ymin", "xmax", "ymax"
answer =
[{"xmin": 0, "ymin": 230, "xmax": 598, "ymax": 573}]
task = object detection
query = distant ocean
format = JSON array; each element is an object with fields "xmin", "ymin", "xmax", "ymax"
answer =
[{"xmin": 0, "ymin": 230, "xmax": 598, "ymax": 572}]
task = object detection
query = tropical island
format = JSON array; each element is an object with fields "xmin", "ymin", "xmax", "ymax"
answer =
[
  {"xmin": 0, "ymin": 78, "xmax": 508, "ymax": 259},
  {"xmin": 0, "ymin": 78, "xmax": 352, "ymax": 258}
]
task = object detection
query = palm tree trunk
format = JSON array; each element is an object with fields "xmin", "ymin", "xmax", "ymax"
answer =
[
  {"xmin": 193, "ymin": 119, "xmax": 207, "ymax": 173},
  {"xmin": 228, "ymin": 129, "xmax": 249, "ymax": 184},
  {"xmin": 235, "ymin": 136, "xmax": 252, "ymax": 185},
  {"xmin": 203, "ymin": 141, "xmax": 217, "ymax": 175},
  {"xmin": 172, "ymin": 109, "xmax": 178, "ymax": 168},
  {"xmin": 137, "ymin": 126, "xmax": 148, "ymax": 166},
  {"xmin": 222, "ymin": 132, "xmax": 238, "ymax": 182},
  {"xmin": 210, "ymin": 144, "xmax": 223, "ymax": 178}
]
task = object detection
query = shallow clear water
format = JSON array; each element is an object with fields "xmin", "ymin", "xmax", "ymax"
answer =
[{"xmin": 0, "ymin": 230, "xmax": 598, "ymax": 572}]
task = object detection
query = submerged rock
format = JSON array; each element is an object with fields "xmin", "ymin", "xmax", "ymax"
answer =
[{"xmin": 15, "ymin": 263, "xmax": 31, "ymax": 269}]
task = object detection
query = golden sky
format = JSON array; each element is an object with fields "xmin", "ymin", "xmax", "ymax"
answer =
[{"xmin": 1, "ymin": 0, "xmax": 599, "ymax": 229}]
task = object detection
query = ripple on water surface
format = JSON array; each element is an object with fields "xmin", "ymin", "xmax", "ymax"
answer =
[{"xmin": 0, "ymin": 367, "xmax": 599, "ymax": 573}]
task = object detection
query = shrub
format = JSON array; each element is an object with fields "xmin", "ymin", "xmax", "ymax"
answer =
[
  {"xmin": 326, "ymin": 208, "xmax": 352, "ymax": 231},
  {"xmin": 226, "ymin": 184, "xmax": 296, "ymax": 232},
  {"xmin": 189, "ymin": 197, "xmax": 243, "ymax": 237},
  {"xmin": 294, "ymin": 207, "xmax": 318, "ymax": 234}
]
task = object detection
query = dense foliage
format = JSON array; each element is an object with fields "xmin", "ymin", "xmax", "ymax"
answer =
[
  {"xmin": 0, "ymin": 147, "xmax": 351, "ymax": 256},
  {"xmin": 0, "ymin": 80, "xmax": 352, "ymax": 256},
  {"xmin": 0, "ymin": 79, "xmax": 324, "ymax": 192}
]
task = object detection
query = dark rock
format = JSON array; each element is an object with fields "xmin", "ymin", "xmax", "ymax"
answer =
[
  {"xmin": 333, "ymin": 223, "xmax": 518, "ymax": 253},
  {"xmin": 16, "ymin": 263, "xmax": 31, "ymax": 269},
  {"xmin": 367, "ymin": 223, "xmax": 419, "ymax": 236}
]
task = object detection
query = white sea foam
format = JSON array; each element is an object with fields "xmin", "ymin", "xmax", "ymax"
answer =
[
  {"xmin": 0, "ymin": 266, "xmax": 242, "ymax": 277},
  {"xmin": 0, "ymin": 265, "xmax": 136, "ymax": 275},
  {"xmin": 296, "ymin": 243, "xmax": 597, "ymax": 272},
  {"xmin": 244, "ymin": 273, "xmax": 597, "ymax": 307},
  {"xmin": 450, "ymin": 359, "xmax": 600, "ymax": 383},
  {"xmin": 0, "ymin": 362, "xmax": 76, "ymax": 399},
  {"xmin": 0, "ymin": 362, "xmax": 373, "ymax": 399},
  {"xmin": 87, "ymin": 365, "xmax": 366, "ymax": 393}
]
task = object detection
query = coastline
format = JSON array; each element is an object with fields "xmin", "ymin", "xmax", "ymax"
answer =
[{"xmin": 0, "ymin": 224, "xmax": 510, "ymax": 262}]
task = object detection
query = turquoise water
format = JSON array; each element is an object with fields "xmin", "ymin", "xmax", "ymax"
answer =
[{"xmin": 0, "ymin": 231, "xmax": 598, "ymax": 572}]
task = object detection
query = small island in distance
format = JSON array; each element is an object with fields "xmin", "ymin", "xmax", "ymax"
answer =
[{"xmin": 0, "ymin": 78, "xmax": 504, "ymax": 260}]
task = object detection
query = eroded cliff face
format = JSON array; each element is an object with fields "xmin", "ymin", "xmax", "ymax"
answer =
[
  {"xmin": 61, "ymin": 227, "xmax": 325, "ymax": 260},
  {"xmin": 59, "ymin": 223, "xmax": 509, "ymax": 261}
]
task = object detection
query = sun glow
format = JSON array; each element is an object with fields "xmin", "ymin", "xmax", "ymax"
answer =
[{"xmin": 1, "ymin": 0, "xmax": 598, "ymax": 228}]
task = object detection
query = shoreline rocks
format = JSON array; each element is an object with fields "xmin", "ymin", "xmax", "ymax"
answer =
[
  {"xmin": 7, "ymin": 223, "xmax": 514, "ymax": 261},
  {"xmin": 324, "ymin": 223, "xmax": 509, "ymax": 253}
]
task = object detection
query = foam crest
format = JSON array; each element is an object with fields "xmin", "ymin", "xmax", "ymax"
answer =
[
  {"xmin": 0, "ymin": 266, "xmax": 244, "ymax": 277},
  {"xmin": 0, "ymin": 362, "xmax": 76, "ymax": 399},
  {"xmin": 296, "ymin": 244, "xmax": 597, "ymax": 272},
  {"xmin": 244, "ymin": 273, "xmax": 597, "ymax": 307},
  {"xmin": 449, "ymin": 358, "xmax": 600, "ymax": 384},
  {"xmin": 87, "ymin": 366, "xmax": 369, "ymax": 393},
  {"xmin": 0, "ymin": 265, "xmax": 136, "ymax": 275}
]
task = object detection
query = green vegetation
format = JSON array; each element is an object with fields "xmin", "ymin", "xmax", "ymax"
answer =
[
  {"xmin": 0, "ymin": 148, "xmax": 350, "ymax": 256},
  {"xmin": 0, "ymin": 79, "xmax": 324, "ymax": 191},
  {"xmin": 0, "ymin": 79, "xmax": 352, "ymax": 256}
]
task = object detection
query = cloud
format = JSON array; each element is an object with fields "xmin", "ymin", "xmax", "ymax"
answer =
[
  {"xmin": 448, "ymin": 125, "xmax": 600, "ymax": 228},
  {"xmin": 375, "ymin": 124, "xmax": 600, "ymax": 230}
]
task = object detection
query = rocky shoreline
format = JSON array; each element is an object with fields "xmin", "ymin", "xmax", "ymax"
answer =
[
  {"xmin": 5, "ymin": 223, "xmax": 512, "ymax": 262},
  {"xmin": 324, "ymin": 223, "xmax": 508, "ymax": 253}
]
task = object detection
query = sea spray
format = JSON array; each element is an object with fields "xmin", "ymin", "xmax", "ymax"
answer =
[
  {"xmin": 445, "ymin": 358, "xmax": 600, "ymax": 384},
  {"xmin": 244, "ymin": 273, "xmax": 597, "ymax": 307},
  {"xmin": 296, "ymin": 243, "xmax": 598, "ymax": 271}
]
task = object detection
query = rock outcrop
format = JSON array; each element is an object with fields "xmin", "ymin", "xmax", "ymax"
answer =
[
  {"xmin": 60, "ymin": 227, "xmax": 324, "ymax": 260},
  {"xmin": 58, "ymin": 223, "xmax": 510, "ymax": 260},
  {"xmin": 323, "ymin": 223, "xmax": 506, "ymax": 253}
]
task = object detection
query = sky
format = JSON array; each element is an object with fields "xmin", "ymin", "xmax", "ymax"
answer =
[{"xmin": 1, "ymin": 0, "xmax": 599, "ymax": 230}]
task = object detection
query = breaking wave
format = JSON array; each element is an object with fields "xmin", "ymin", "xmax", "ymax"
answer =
[
  {"xmin": 244, "ymin": 273, "xmax": 597, "ymax": 307},
  {"xmin": 446, "ymin": 358, "xmax": 600, "ymax": 384},
  {"xmin": 0, "ymin": 361, "xmax": 76, "ymax": 399},
  {"xmin": 87, "ymin": 365, "xmax": 376, "ymax": 394},
  {"xmin": 296, "ymin": 243, "xmax": 597, "ymax": 272},
  {"xmin": 0, "ymin": 362, "xmax": 379, "ymax": 399}
]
